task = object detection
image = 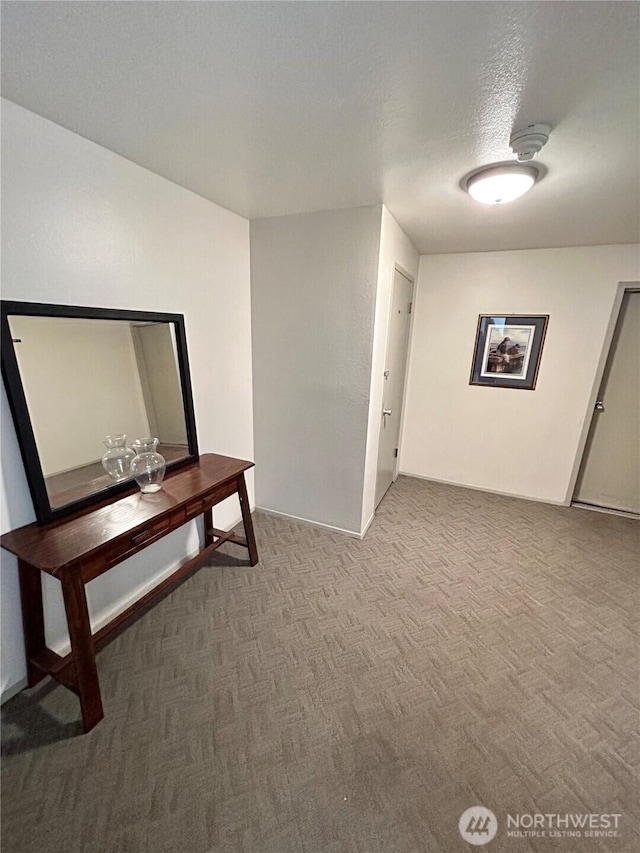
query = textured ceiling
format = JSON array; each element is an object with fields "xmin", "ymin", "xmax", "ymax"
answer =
[{"xmin": 1, "ymin": 1, "xmax": 639, "ymax": 254}]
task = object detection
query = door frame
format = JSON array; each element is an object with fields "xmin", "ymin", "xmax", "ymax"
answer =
[
  {"xmin": 566, "ymin": 280, "xmax": 640, "ymax": 506},
  {"xmin": 376, "ymin": 262, "xmax": 416, "ymax": 496}
]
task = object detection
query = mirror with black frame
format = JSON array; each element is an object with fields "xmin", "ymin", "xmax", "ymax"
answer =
[{"xmin": 1, "ymin": 301, "xmax": 199, "ymax": 524}]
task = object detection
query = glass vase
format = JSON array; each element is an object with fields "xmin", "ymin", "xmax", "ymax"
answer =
[
  {"xmin": 102, "ymin": 435, "xmax": 136, "ymax": 482},
  {"xmin": 130, "ymin": 438, "xmax": 166, "ymax": 493}
]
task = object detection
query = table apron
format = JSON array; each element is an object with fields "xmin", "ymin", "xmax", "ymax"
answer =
[{"xmin": 79, "ymin": 477, "xmax": 241, "ymax": 584}]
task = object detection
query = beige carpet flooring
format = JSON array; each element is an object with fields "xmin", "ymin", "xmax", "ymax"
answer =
[{"xmin": 1, "ymin": 476, "xmax": 638, "ymax": 853}]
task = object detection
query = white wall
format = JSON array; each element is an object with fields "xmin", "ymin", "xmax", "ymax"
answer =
[
  {"xmin": 1, "ymin": 100, "xmax": 253, "ymax": 699},
  {"xmin": 401, "ymin": 244, "xmax": 640, "ymax": 504},
  {"xmin": 361, "ymin": 207, "xmax": 419, "ymax": 530},
  {"xmin": 250, "ymin": 206, "xmax": 382, "ymax": 534}
]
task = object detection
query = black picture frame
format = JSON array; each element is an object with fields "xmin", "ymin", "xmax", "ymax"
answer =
[
  {"xmin": 469, "ymin": 314, "xmax": 549, "ymax": 390},
  {"xmin": 1, "ymin": 301, "xmax": 199, "ymax": 524}
]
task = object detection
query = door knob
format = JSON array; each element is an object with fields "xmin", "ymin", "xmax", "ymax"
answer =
[
  {"xmin": 595, "ymin": 400, "xmax": 605, "ymax": 412},
  {"xmin": 383, "ymin": 409, "xmax": 392, "ymax": 416}
]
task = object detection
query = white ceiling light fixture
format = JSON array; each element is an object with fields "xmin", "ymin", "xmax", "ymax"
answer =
[
  {"xmin": 463, "ymin": 123, "xmax": 551, "ymax": 205},
  {"xmin": 465, "ymin": 163, "xmax": 540, "ymax": 205}
]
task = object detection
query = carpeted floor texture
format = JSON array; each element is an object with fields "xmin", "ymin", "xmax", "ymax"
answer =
[{"xmin": 1, "ymin": 476, "xmax": 638, "ymax": 853}]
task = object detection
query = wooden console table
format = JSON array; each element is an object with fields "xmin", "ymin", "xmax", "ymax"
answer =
[{"xmin": 1, "ymin": 453, "xmax": 258, "ymax": 732}]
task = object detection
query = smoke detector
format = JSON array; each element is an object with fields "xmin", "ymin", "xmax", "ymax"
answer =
[{"xmin": 509, "ymin": 124, "xmax": 551, "ymax": 162}]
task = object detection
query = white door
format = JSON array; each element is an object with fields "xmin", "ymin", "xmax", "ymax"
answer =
[
  {"xmin": 375, "ymin": 268, "xmax": 414, "ymax": 507},
  {"xmin": 574, "ymin": 290, "xmax": 640, "ymax": 514}
]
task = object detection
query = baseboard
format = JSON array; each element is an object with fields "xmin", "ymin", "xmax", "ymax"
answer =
[
  {"xmin": 360, "ymin": 512, "xmax": 375, "ymax": 538},
  {"xmin": 255, "ymin": 506, "xmax": 365, "ymax": 539},
  {"xmin": 398, "ymin": 471, "xmax": 566, "ymax": 506},
  {"xmin": 1, "ymin": 676, "xmax": 28, "ymax": 705},
  {"xmin": 571, "ymin": 501, "xmax": 640, "ymax": 520},
  {"xmin": 0, "ymin": 512, "xmax": 248, "ymax": 705}
]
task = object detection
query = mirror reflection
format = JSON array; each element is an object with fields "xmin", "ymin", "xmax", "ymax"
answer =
[{"xmin": 7, "ymin": 315, "xmax": 190, "ymax": 509}]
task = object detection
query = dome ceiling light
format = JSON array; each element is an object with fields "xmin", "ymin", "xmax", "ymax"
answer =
[
  {"xmin": 466, "ymin": 164, "xmax": 540, "ymax": 205},
  {"xmin": 463, "ymin": 123, "xmax": 551, "ymax": 205}
]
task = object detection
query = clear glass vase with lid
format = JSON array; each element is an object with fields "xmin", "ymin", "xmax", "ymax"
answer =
[{"xmin": 130, "ymin": 438, "xmax": 166, "ymax": 493}]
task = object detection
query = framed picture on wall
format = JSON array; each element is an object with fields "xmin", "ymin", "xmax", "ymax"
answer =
[{"xmin": 469, "ymin": 314, "xmax": 549, "ymax": 389}]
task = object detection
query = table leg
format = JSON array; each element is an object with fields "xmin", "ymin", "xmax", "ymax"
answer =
[
  {"xmin": 237, "ymin": 473, "xmax": 259, "ymax": 566},
  {"xmin": 17, "ymin": 560, "xmax": 47, "ymax": 688},
  {"xmin": 60, "ymin": 572, "xmax": 104, "ymax": 732},
  {"xmin": 203, "ymin": 507, "xmax": 214, "ymax": 548}
]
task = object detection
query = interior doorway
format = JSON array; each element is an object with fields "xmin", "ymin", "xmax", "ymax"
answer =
[
  {"xmin": 375, "ymin": 266, "xmax": 414, "ymax": 507},
  {"xmin": 573, "ymin": 288, "xmax": 640, "ymax": 515}
]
